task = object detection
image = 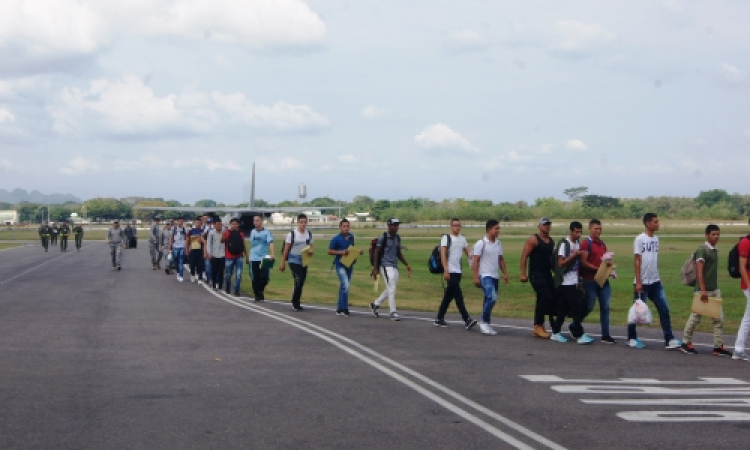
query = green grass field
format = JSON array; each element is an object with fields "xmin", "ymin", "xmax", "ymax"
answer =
[
  {"xmin": 242, "ymin": 232, "xmax": 749, "ymax": 336},
  {"xmin": 0, "ymin": 243, "xmax": 24, "ymax": 250}
]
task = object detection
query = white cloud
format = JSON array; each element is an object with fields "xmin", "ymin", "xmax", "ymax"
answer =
[
  {"xmin": 173, "ymin": 158, "xmax": 243, "ymax": 171},
  {"xmin": 566, "ymin": 139, "xmax": 589, "ymax": 152},
  {"xmin": 0, "ymin": 158, "xmax": 19, "ymax": 173},
  {"xmin": 0, "ymin": 106, "xmax": 15, "ymax": 123},
  {"xmin": 48, "ymin": 76, "xmax": 329, "ymax": 137},
  {"xmin": 361, "ymin": 105, "xmax": 386, "ymax": 119},
  {"xmin": 446, "ymin": 30, "xmax": 489, "ymax": 52},
  {"xmin": 717, "ymin": 63, "xmax": 748, "ymax": 87},
  {"xmin": 59, "ymin": 156, "xmax": 100, "ymax": 175},
  {"xmin": 549, "ymin": 21, "xmax": 616, "ymax": 58},
  {"xmin": 338, "ymin": 154, "xmax": 357, "ymax": 164},
  {"xmin": 257, "ymin": 157, "xmax": 304, "ymax": 173},
  {"xmin": 414, "ymin": 123, "xmax": 479, "ymax": 153},
  {"xmin": 280, "ymin": 157, "xmax": 304, "ymax": 170}
]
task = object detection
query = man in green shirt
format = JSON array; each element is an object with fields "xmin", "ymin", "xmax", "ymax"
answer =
[
  {"xmin": 73, "ymin": 223, "xmax": 84, "ymax": 251},
  {"xmin": 38, "ymin": 221, "xmax": 51, "ymax": 252},
  {"xmin": 680, "ymin": 224, "xmax": 730, "ymax": 356},
  {"xmin": 59, "ymin": 220, "xmax": 71, "ymax": 251}
]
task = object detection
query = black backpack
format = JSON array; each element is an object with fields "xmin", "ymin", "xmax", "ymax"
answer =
[
  {"xmin": 370, "ymin": 232, "xmax": 400, "ymax": 266},
  {"xmin": 286, "ymin": 229, "xmax": 311, "ymax": 261},
  {"xmin": 728, "ymin": 235, "xmax": 750, "ymax": 279},
  {"xmin": 552, "ymin": 238, "xmax": 576, "ymax": 288},
  {"xmin": 428, "ymin": 234, "xmax": 451, "ymax": 274},
  {"xmin": 227, "ymin": 230, "xmax": 244, "ymax": 255}
]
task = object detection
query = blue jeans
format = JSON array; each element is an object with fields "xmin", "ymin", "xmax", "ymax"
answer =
[
  {"xmin": 204, "ymin": 254, "xmax": 212, "ymax": 280},
  {"xmin": 627, "ymin": 281, "xmax": 675, "ymax": 344},
  {"xmin": 336, "ymin": 263, "xmax": 353, "ymax": 311},
  {"xmin": 583, "ymin": 280, "xmax": 612, "ymax": 337},
  {"xmin": 224, "ymin": 258, "xmax": 244, "ymax": 293},
  {"xmin": 172, "ymin": 247, "xmax": 186, "ymax": 277},
  {"xmin": 480, "ymin": 277, "xmax": 499, "ymax": 323}
]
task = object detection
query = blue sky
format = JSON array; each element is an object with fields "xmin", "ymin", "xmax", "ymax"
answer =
[{"xmin": 0, "ymin": 0, "xmax": 748, "ymax": 204}]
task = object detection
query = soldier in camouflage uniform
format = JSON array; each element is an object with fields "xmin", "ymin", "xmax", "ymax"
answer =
[
  {"xmin": 38, "ymin": 221, "xmax": 51, "ymax": 252},
  {"xmin": 149, "ymin": 216, "xmax": 163, "ymax": 270},
  {"xmin": 73, "ymin": 223, "xmax": 84, "ymax": 251},
  {"xmin": 59, "ymin": 220, "xmax": 71, "ymax": 251}
]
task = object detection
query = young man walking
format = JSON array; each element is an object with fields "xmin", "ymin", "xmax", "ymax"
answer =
[
  {"xmin": 629, "ymin": 213, "xmax": 682, "ymax": 350},
  {"xmin": 205, "ymin": 219, "xmax": 226, "ymax": 290},
  {"xmin": 50, "ymin": 223, "xmax": 58, "ymax": 246},
  {"xmin": 370, "ymin": 218, "xmax": 412, "ymax": 321},
  {"xmin": 168, "ymin": 217, "xmax": 188, "ymax": 282},
  {"xmin": 38, "ymin": 221, "xmax": 51, "ymax": 252},
  {"xmin": 434, "ymin": 218, "xmax": 477, "ymax": 330},
  {"xmin": 73, "ymin": 222, "xmax": 84, "ymax": 251},
  {"xmin": 107, "ymin": 219, "xmax": 126, "ymax": 271},
  {"xmin": 328, "ymin": 219, "xmax": 363, "ymax": 316},
  {"xmin": 59, "ymin": 220, "xmax": 70, "ymax": 251},
  {"xmin": 222, "ymin": 218, "xmax": 249, "ymax": 296},
  {"xmin": 187, "ymin": 218, "xmax": 206, "ymax": 283},
  {"xmin": 580, "ymin": 219, "xmax": 616, "ymax": 344},
  {"xmin": 551, "ymin": 222, "xmax": 594, "ymax": 344},
  {"xmin": 163, "ymin": 219, "xmax": 174, "ymax": 275},
  {"xmin": 249, "ymin": 215, "xmax": 275, "ymax": 302},
  {"xmin": 149, "ymin": 216, "xmax": 162, "ymax": 270},
  {"xmin": 680, "ymin": 225, "xmax": 731, "ymax": 356},
  {"xmin": 472, "ymin": 219, "xmax": 509, "ymax": 335},
  {"xmin": 520, "ymin": 218, "xmax": 556, "ymax": 339},
  {"xmin": 280, "ymin": 214, "xmax": 314, "ymax": 311},
  {"xmin": 734, "ymin": 223, "xmax": 750, "ymax": 361}
]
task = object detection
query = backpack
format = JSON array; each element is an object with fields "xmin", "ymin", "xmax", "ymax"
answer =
[
  {"xmin": 680, "ymin": 252, "xmax": 698, "ymax": 286},
  {"xmin": 428, "ymin": 234, "xmax": 451, "ymax": 274},
  {"xmin": 369, "ymin": 232, "xmax": 399, "ymax": 266},
  {"xmin": 728, "ymin": 235, "xmax": 750, "ymax": 279},
  {"xmin": 468, "ymin": 239, "xmax": 485, "ymax": 271},
  {"xmin": 286, "ymin": 229, "xmax": 311, "ymax": 261},
  {"xmin": 552, "ymin": 238, "xmax": 574, "ymax": 289},
  {"xmin": 226, "ymin": 230, "xmax": 244, "ymax": 255}
]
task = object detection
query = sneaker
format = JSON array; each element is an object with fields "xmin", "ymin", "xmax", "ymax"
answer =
[
  {"xmin": 479, "ymin": 322, "xmax": 497, "ymax": 336},
  {"xmin": 680, "ymin": 343, "xmax": 698, "ymax": 355},
  {"xmin": 601, "ymin": 335, "xmax": 617, "ymax": 344},
  {"xmin": 666, "ymin": 339, "xmax": 682, "ymax": 350},
  {"xmin": 465, "ymin": 319, "xmax": 478, "ymax": 331},
  {"xmin": 190, "ymin": 275, "xmax": 196, "ymax": 283},
  {"xmin": 434, "ymin": 319, "xmax": 450, "ymax": 327},
  {"xmin": 117, "ymin": 266, "xmax": 121, "ymax": 271},
  {"xmin": 389, "ymin": 311, "xmax": 401, "ymax": 321},
  {"xmin": 550, "ymin": 333, "xmax": 568, "ymax": 343},
  {"xmin": 165, "ymin": 268, "xmax": 170, "ymax": 275},
  {"xmin": 732, "ymin": 352, "xmax": 750, "ymax": 361},
  {"xmin": 713, "ymin": 346, "xmax": 732, "ymax": 357},
  {"xmin": 112, "ymin": 266, "xmax": 117, "ymax": 271},
  {"xmin": 197, "ymin": 280, "xmax": 204, "ymax": 286},
  {"xmin": 336, "ymin": 310, "xmax": 344, "ymax": 316},
  {"xmin": 177, "ymin": 276, "xmax": 184, "ymax": 282},
  {"xmin": 292, "ymin": 306, "xmax": 304, "ymax": 312},
  {"xmin": 343, "ymin": 310, "xmax": 351, "ymax": 317},
  {"xmin": 370, "ymin": 303, "xmax": 379, "ymax": 317},
  {"xmin": 577, "ymin": 334, "xmax": 595, "ymax": 345},
  {"xmin": 628, "ymin": 338, "xmax": 645, "ymax": 349}
]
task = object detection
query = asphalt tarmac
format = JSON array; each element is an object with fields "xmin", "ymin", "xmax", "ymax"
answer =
[{"xmin": 1, "ymin": 242, "xmax": 749, "ymax": 449}]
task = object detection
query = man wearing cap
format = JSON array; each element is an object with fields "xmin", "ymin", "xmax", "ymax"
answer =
[
  {"xmin": 370, "ymin": 218, "xmax": 412, "ymax": 321},
  {"xmin": 58, "ymin": 219, "xmax": 71, "ymax": 251},
  {"xmin": 149, "ymin": 216, "xmax": 162, "ymax": 270},
  {"xmin": 107, "ymin": 219, "xmax": 126, "ymax": 271},
  {"xmin": 38, "ymin": 220, "xmax": 51, "ymax": 252},
  {"xmin": 520, "ymin": 218, "xmax": 557, "ymax": 339}
]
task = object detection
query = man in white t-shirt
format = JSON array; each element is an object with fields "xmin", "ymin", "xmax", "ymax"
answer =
[
  {"xmin": 628, "ymin": 212, "xmax": 682, "ymax": 350},
  {"xmin": 279, "ymin": 214, "xmax": 314, "ymax": 311},
  {"xmin": 434, "ymin": 219, "xmax": 478, "ymax": 330},
  {"xmin": 472, "ymin": 219, "xmax": 509, "ymax": 336},
  {"xmin": 550, "ymin": 222, "xmax": 594, "ymax": 344}
]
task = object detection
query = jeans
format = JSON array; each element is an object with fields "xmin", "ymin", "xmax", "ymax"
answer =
[
  {"xmin": 734, "ymin": 290, "xmax": 750, "ymax": 353},
  {"xmin": 224, "ymin": 258, "xmax": 243, "ymax": 293},
  {"xmin": 204, "ymin": 254, "xmax": 212, "ymax": 280},
  {"xmin": 627, "ymin": 281, "xmax": 675, "ymax": 344},
  {"xmin": 209, "ymin": 257, "xmax": 225, "ymax": 289},
  {"xmin": 110, "ymin": 244, "xmax": 122, "ymax": 267},
  {"xmin": 289, "ymin": 262, "xmax": 307, "ymax": 308},
  {"xmin": 530, "ymin": 272, "xmax": 555, "ymax": 328},
  {"xmin": 480, "ymin": 276, "xmax": 498, "ymax": 324},
  {"xmin": 250, "ymin": 260, "xmax": 271, "ymax": 300},
  {"xmin": 374, "ymin": 267, "xmax": 400, "ymax": 313},
  {"xmin": 172, "ymin": 247, "xmax": 186, "ymax": 277},
  {"xmin": 437, "ymin": 273, "xmax": 470, "ymax": 322},
  {"xmin": 189, "ymin": 249, "xmax": 205, "ymax": 278},
  {"xmin": 336, "ymin": 263, "xmax": 353, "ymax": 311},
  {"xmin": 583, "ymin": 280, "xmax": 612, "ymax": 337},
  {"xmin": 553, "ymin": 285, "xmax": 588, "ymax": 338}
]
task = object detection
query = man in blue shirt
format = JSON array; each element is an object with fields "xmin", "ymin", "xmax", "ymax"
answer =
[
  {"xmin": 249, "ymin": 215, "xmax": 275, "ymax": 301},
  {"xmin": 328, "ymin": 219, "xmax": 363, "ymax": 316}
]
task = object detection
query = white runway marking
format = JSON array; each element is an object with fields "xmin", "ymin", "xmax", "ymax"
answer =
[
  {"xmin": 618, "ymin": 411, "xmax": 750, "ymax": 422},
  {"xmin": 521, "ymin": 375, "xmax": 748, "ymax": 385},
  {"xmin": 203, "ymin": 286, "xmax": 567, "ymax": 450}
]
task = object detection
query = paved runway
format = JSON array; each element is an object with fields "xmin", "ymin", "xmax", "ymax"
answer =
[{"xmin": 1, "ymin": 242, "xmax": 749, "ymax": 449}]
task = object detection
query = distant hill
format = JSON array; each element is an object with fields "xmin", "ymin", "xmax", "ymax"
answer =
[{"xmin": 0, "ymin": 189, "xmax": 81, "ymax": 205}]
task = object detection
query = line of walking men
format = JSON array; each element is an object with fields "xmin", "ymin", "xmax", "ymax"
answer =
[{"xmin": 37, "ymin": 220, "xmax": 83, "ymax": 252}]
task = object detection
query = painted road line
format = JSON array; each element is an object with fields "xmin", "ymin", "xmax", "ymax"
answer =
[
  {"xmin": 521, "ymin": 375, "xmax": 748, "ymax": 385},
  {"xmin": 0, "ymin": 242, "xmax": 99, "ymax": 285},
  {"xmin": 583, "ymin": 399, "xmax": 750, "ymax": 406},
  {"xmin": 618, "ymin": 411, "xmax": 750, "ymax": 422},
  {"xmin": 204, "ymin": 288, "xmax": 544, "ymax": 450},
  {"xmin": 551, "ymin": 385, "xmax": 750, "ymax": 395}
]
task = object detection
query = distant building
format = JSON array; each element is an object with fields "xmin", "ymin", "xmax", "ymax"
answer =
[{"xmin": 0, "ymin": 210, "xmax": 18, "ymax": 225}]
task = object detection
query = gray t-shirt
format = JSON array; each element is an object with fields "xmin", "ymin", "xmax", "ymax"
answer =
[
  {"xmin": 376, "ymin": 233, "xmax": 401, "ymax": 268},
  {"xmin": 108, "ymin": 227, "xmax": 125, "ymax": 245},
  {"xmin": 150, "ymin": 223, "xmax": 160, "ymax": 243}
]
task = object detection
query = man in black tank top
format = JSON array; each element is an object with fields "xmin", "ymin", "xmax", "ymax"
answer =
[{"xmin": 520, "ymin": 218, "xmax": 556, "ymax": 339}]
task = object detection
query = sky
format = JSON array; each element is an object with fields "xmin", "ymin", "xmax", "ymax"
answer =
[{"xmin": 0, "ymin": 0, "xmax": 749, "ymax": 205}]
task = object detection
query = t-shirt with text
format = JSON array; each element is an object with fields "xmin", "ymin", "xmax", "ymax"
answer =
[{"xmin": 634, "ymin": 232, "xmax": 660, "ymax": 285}]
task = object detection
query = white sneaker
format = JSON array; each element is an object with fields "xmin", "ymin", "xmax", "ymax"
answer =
[
  {"xmin": 197, "ymin": 280, "xmax": 203, "ymax": 286},
  {"xmin": 177, "ymin": 276, "xmax": 184, "ymax": 282},
  {"xmin": 479, "ymin": 322, "xmax": 497, "ymax": 336},
  {"xmin": 191, "ymin": 276, "xmax": 196, "ymax": 283},
  {"xmin": 577, "ymin": 334, "xmax": 595, "ymax": 345},
  {"xmin": 550, "ymin": 333, "xmax": 568, "ymax": 343},
  {"xmin": 666, "ymin": 339, "xmax": 682, "ymax": 350}
]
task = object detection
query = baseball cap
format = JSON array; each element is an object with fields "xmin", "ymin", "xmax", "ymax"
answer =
[
  {"xmin": 538, "ymin": 217, "xmax": 551, "ymax": 225},
  {"xmin": 206, "ymin": 218, "xmax": 213, "ymax": 223},
  {"xmin": 113, "ymin": 218, "xmax": 120, "ymax": 223},
  {"xmin": 387, "ymin": 218, "xmax": 401, "ymax": 225}
]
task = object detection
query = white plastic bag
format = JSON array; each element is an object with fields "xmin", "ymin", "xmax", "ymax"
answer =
[{"xmin": 628, "ymin": 299, "xmax": 652, "ymax": 325}]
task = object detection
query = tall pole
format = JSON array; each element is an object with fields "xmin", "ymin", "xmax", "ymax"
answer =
[{"xmin": 250, "ymin": 162, "xmax": 255, "ymax": 208}]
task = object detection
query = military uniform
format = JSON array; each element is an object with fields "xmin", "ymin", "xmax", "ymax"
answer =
[
  {"xmin": 38, "ymin": 223, "xmax": 51, "ymax": 252},
  {"xmin": 59, "ymin": 223, "xmax": 71, "ymax": 251},
  {"xmin": 149, "ymin": 219, "xmax": 162, "ymax": 269},
  {"xmin": 50, "ymin": 225, "xmax": 59, "ymax": 245},
  {"xmin": 73, "ymin": 224, "xmax": 84, "ymax": 251},
  {"xmin": 108, "ymin": 223, "xmax": 126, "ymax": 270}
]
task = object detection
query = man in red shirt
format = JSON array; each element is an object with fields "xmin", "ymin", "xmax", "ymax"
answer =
[
  {"xmin": 733, "ymin": 228, "xmax": 750, "ymax": 360},
  {"xmin": 220, "ymin": 218, "xmax": 249, "ymax": 296},
  {"xmin": 580, "ymin": 219, "xmax": 616, "ymax": 344}
]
